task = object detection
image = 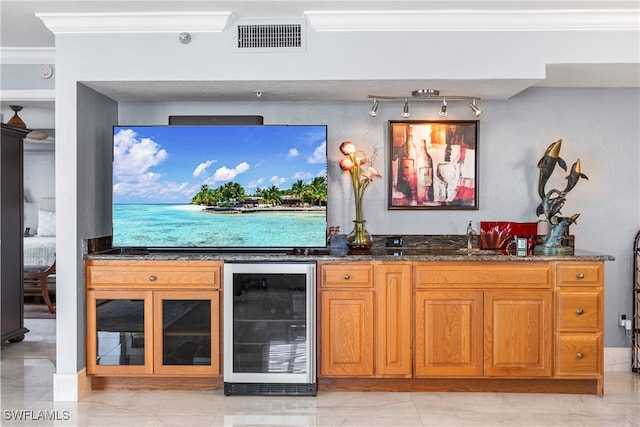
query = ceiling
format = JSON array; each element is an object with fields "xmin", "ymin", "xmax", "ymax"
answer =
[{"xmin": 1, "ymin": 1, "xmax": 639, "ymax": 105}]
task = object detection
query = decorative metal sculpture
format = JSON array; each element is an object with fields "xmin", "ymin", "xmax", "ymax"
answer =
[{"xmin": 534, "ymin": 139, "xmax": 588, "ymax": 254}]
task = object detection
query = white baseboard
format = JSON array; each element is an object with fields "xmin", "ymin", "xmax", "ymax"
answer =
[
  {"xmin": 53, "ymin": 369, "xmax": 91, "ymax": 401},
  {"xmin": 48, "ymin": 349, "xmax": 629, "ymax": 400},
  {"xmin": 604, "ymin": 347, "xmax": 632, "ymax": 372}
]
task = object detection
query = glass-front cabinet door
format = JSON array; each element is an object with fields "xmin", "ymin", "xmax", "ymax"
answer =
[
  {"xmin": 153, "ymin": 290, "xmax": 220, "ymax": 375},
  {"xmin": 86, "ymin": 290, "xmax": 153, "ymax": 375}
]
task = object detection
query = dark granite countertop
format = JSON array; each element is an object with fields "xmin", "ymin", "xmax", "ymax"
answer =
[{"xmin": 85, "ymin": 234, "xmax": 614, "ymax": 263}]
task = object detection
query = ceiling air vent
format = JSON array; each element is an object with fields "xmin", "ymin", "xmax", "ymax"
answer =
[{"xmin": 236, "ymin": 22, "xmax": 304, "ymax": 51}]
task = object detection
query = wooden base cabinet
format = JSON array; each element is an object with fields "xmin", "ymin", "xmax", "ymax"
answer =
[
  {"xmin": 86, "ymin": 260, "xmax": 222, "ymax": 378},
  {"xmin": 320, "ymin": 259, "xmax": 604, "ymax": 395},
  {"xmin": 554, "ymin": 262, "xmax": 604, "ymax": 394},
  {"xmin": 318, "ymin": 262, "xmax": 412, "ymax": 378},
  {"xmin": 85, "ymin": 258, "xmax": 605, "ymax": 394},
  {"xmin": 415, "ymin": 262, "xmax": 553, "ymax": 379}
]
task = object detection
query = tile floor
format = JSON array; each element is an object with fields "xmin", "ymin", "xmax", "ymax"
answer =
[{"xmin": 1, "ymin": 319, "xmax": 639, "ymax": 426}]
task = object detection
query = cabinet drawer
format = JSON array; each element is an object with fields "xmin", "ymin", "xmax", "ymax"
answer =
[
  {"xmin": 556, "ymin": 290, "xmax": 602, "ymax": 331},
  {"xmin": 555, "ymin": 333, "xmax": 601, "ymax": 376},
  {"xmin": 86, "ymin": 261, "xmax": 221, "ymax": 289},
  {"xmin": 415, "ymin": 262, "xmax": 551, "ymax": 288},
  {"xmin": 556, "ymin": 262, "xmax": 602, "ymax": 287},
  {"xmin": 319, "ymin": 263, "xmax": 374, "ymax": 288}
]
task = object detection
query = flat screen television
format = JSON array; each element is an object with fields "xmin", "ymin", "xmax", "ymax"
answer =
[{"xmin": 112, "ymin": 124, "xmax": 328, "ymax": 252}]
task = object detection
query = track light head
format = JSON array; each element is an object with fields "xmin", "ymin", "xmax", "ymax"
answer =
[
  {"xmin": 469, "ymin": 99, "xmax": 483, "ymax": 117},
  {"xmin": 368, "ymin": 99, "xmax": 379, "ymax": 117},
  {"xmin": 439, "ymin": 99, "xmax": 448, "ymax": 117},
  {"xmin": 401, "ymin": 99, "xmax": 410, "ymax": 118}
]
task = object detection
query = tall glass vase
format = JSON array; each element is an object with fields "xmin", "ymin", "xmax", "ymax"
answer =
[{"xmin": 346, "ymin": 220, "xmax": 373, "ymax": 254}]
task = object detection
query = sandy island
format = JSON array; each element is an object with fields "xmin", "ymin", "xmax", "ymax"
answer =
[{"xmin": 202, "ymin": 205, "xmax": 326, "ymax": 214}]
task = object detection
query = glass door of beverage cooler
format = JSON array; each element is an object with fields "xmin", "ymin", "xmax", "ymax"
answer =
[{"xmin": 223, "ymin": 263, "xmax": 316, "ymax": 395}]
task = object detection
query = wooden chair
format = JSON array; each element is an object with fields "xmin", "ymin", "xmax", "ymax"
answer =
[{"xmin": 24, "ymin": 261, "xmax": 56, "ymax": 314}]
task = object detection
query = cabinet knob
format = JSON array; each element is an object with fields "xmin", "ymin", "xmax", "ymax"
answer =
[
  {"xmin": 576, "ymin": 309, "xmax": 584, "ymax": 315},
  {"xmin": 343, "ymin": 274, "xmax": 350, "ymax": 280},
  {"xmin": 576, "ymin": 273, "xmax": 585, "ymax": 279},
  {"xmin": 576, "ymin": 353, "xmax": 584, "ymax": 359},
  {"xmin": 149, "ymin": 275, "xmax": 156, "ymax": 282}
]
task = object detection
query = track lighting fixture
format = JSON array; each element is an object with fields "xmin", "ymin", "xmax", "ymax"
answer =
[
  {"xmin": 439, "ymin": 99, "xmax": 448, "ymax": 117},
  {"xmin": 401, "ymin": 99, "xmax": 410, "ymax": 118},
  {"xmin": 469, "ymin": 99, "xmax": 483, "ymax": 117},
  {"xmin": 368, "ymin": 98, "xmax": 379, "ymax": 117},
  {"xmin": 366, "ymin": 89, "xmax": 482, "ymax": 118}
]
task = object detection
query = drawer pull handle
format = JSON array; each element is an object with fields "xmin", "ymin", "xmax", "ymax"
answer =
[
  {"xmin": 343, "ymin": 274, "xmax": 350, "ymax": 280},
  {"xmin": 576, "ymin": 309, "xmax": 584, "ymax": 315},
  {"xmin": 576, "ymin": 353, "xmax": 584, "ymax": 359},
  {"xmin": 149, "ymin": 275, "xmax": 157, "ymax": 282},
  {"xmin": 576, "ymin": 273, "xmax": 585, "ymax": 279}
]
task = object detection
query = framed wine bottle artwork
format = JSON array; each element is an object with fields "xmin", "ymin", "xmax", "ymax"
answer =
[{"xmin": 388, "ymin": 120, "xmax": 478, "ymax": 210}]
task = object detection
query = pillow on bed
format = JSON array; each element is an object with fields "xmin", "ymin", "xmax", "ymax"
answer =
[{"xmin": 37, "ymin": 209, "xmax": 56, "ymax": 237}]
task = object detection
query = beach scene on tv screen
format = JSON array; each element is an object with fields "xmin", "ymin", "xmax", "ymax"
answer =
[{"xmin": 112, "ymin": 125, "xmax": 327, "ymax": 248}]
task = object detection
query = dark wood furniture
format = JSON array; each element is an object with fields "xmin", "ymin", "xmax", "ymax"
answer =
[
  {"xmin": 24, "ymin": 260, "xmax": 56, "ymax": 313},
  {"xmin": 1, "ymin": 124, "xmax": 29, "ymax": 342}
]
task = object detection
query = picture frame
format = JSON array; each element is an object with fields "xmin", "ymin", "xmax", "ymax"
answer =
[{"xmin": 388, "ymin": 120, "xmax": 479, "ymax": 210}]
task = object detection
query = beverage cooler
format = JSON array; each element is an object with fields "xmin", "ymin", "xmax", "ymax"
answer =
[{"xmin": 223, "ymin": 262, "xmax": 316, "ymax": 396}]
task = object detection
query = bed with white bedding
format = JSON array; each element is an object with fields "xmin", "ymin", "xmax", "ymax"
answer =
[
  {"xmin": 23, "ymin": 236, "xmax": 56, "ymax": 269},
  {"xmin": 24, "ymin": 199, "xmax": 56, "ymax": 268},
  {"xmin": 23, "ymin": 198, "xmax": 57, "ymax": 313}
]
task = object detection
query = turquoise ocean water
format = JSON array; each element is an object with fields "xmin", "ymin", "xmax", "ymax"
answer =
[{"xmin": 113, "ymin": 204, "xmax": 327, "ymax": 248}]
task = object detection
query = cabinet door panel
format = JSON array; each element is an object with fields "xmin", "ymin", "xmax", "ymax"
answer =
[
  {"xmin": 153, "ymin": 290, "xmax": 220, "ymax": 376},
  {"xmin": 484, "ymin": 290, "xmax": 552, "ymax": 377},
  {"xmin": 375, "ymin": 263, "xmax": 412, "ymax": 377},
  {"xmin": 415, "ymin": 291, "xmax": 483, "ymax": 377},
  {"xmin": 87, "ymin": 290, "xmax": 154, "ymax": 376},
  {"xmin": 320, "ymin": 290, "xmax": 374, "ymax": 376}
]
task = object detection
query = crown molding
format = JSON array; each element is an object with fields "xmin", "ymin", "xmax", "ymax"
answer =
[
  {"xmin": 36, "ymin": 11, "xmax": 233, "ymax": 34},
  {"xmin": 0, "ymin": 90, "xmax": 56, "ymax": 102},
  {"xmin": 30, "ymin": 9, "xmax": 639, "ymax": 35},
  {"xmin": 1, "ymin": 48, "xmax": 55, "ymax": 64},
  {"xmin": 304, "ymin": 9, "xmax": 640, "ymax": 31}
]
